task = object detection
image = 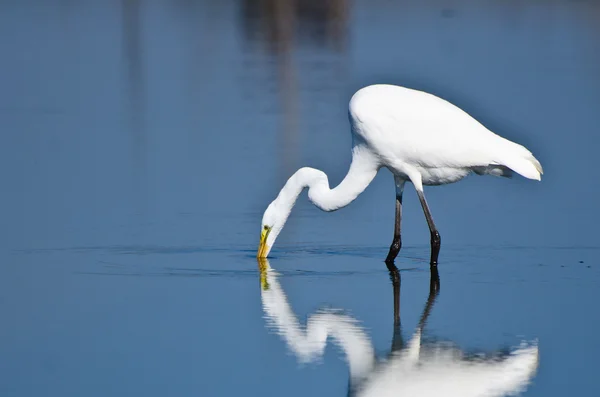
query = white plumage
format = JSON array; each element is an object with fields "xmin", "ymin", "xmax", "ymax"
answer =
[
  {"xmin": 349, "ymin": 85, "xmax": 543, "ymax": 185},
  {"xmin": 258, "ymin": 84, "xmax": 543, "ymax": 262}
]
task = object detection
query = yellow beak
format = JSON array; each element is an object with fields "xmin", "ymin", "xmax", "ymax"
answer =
[{"xmin": 257, "ymin": 227, "xmax": 271, "ymax": 259}]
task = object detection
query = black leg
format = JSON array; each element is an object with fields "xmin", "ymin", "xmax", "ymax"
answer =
[
  {"xmin": 385, "ymin": 179, "xmax": 405, "ymax": 264},
  {"xmin": 416, "ymin": 189, "xmax": 441, "ymax": 266}
]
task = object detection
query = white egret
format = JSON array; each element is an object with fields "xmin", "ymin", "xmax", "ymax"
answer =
[
  {"xmin": 257, "ymin": 84, "xmax": 543, "ymax": 264},
  {"xmin": 258, "ymin": 259, "xmax": 540, "ymax": 397}
]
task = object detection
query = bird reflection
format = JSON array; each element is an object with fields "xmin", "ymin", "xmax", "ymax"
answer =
[{"xmin": 257, "ymin": 259, "xmax": 539, "ymax": 397}]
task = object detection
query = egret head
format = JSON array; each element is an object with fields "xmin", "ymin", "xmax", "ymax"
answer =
[{"xmin": 257, "ymin": 199, "xmax": 291, "ymax": 258}]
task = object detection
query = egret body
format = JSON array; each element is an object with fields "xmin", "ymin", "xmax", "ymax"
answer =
[{"xmin": 258, "ymin": 84, "xmax": 543, "ymax": 264}]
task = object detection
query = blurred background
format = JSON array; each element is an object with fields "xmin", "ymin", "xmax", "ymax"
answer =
[
  {"xmin": 1, "ymin": 0, "xmax": 600, "ymax": 250},
  {"xmin": 1, "ymin": 1, "xmax": 599, "ymax": 396}
]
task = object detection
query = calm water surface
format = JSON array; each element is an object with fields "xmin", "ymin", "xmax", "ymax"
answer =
[{"xmin": 1, "ymin": 1, "xmax": 600, "ymax": 396}]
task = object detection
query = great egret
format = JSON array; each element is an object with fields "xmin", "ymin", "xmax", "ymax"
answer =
[
  {"xmin": 257, "ymin": 84, "xmax": 543, "ymax": 264},
  {"xmin": 258, "ymin": 259, "xmax": 540, "ymax": 397}
]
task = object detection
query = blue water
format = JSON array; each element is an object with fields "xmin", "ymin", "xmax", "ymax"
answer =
[{"xmin": 1, "ymin": 1, "xmax": 599, "ymax": 396}]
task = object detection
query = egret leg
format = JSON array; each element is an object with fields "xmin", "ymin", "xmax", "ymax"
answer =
[
  {"xmin": 385, "ymin": 178, "xmax": 405, "ymax": 263},
  {"xmin": 416, "ymin": 189, "xmax": 441, "ymax": 266}
]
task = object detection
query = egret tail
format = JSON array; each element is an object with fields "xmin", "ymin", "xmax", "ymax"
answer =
[
  {"xmin": 501, "ymin": 153, "xmax": 543, "ymax": 181},
  {"xmin": 494, "ymin": 139, "xmax": 543, "ymax": 181}
]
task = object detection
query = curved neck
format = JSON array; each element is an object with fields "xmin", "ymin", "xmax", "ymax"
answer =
[{"xmin": 276, "ymin": 145, "xmax": 379, "ymax": 214}]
